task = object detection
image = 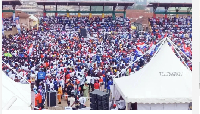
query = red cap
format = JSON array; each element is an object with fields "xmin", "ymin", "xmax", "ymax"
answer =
[{"xmin": 113, "ymin": 104, "xmax": 116, "ymax": 108}]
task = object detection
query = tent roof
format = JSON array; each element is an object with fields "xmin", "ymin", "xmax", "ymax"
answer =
[
  {"xmin": 2, "ymin": 0, "xmax": 22, "ymax": 5},
  {"xmin": 37, "ymin": 1, "xmax": 134, "ymax": 6},
  {"xmin": 2, "ymin": 71, "xmax": 31, "ymax": 110},
  {"xmin": 3, "ymin": 10, "xmax": 30, "ymax": 18},
  {"xmin": 113, "ymin": 40, "xmax": 192, "ymax": 104},
  {"xmin": 29, "ymin": 14, "xmax": 38, "ymax": 21},
  {"xmin": 147, "ymin": 3, "xmax": 192, "ymax": 7}
]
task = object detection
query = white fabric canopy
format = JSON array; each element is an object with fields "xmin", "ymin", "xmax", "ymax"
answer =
[
  {"xmin": 2, "ymin": 71, "xmax": 31, "ymax": 110},
  {"xmin": 113, "ymin": 41, "xmax": 192, "ymax": 104},
  {"xmin": 137, "ymin": 103, "xmax": 189, "ymax": 110},
  {"xmin": 29, "ymin": 14, "xmax": 38, "ymax": 22}
]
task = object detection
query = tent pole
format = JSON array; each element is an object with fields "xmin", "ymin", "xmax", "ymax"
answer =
[
  {"xmin": 152, "ymin": 38, "xmax": 166, "ymax": 58},
  {"xmin": 2, "ymin": 61, "xmax": 29, "ymax": 83},
  {"xmin": 113, "ymin": 84, "xmax": 115, "ymax": 101},
  {"xmin": 126, "ymin": 103, "xmax": 128, "ymax": 110},
  {"xmin": 2, "ymin": 97, "xmax": 17, "ymax": 110}
]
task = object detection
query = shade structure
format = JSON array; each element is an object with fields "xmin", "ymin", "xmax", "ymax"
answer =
[
  {"xmin": 29, "ymin": 15, "xmax": 37, "ymax": 21},
  {"xmin": 113, "ymin": 40, "xmax": 192, "ymax": 104},
  {"xmin": 2, "ymin": 71, "xmax": 31, "ymax": 110},
  {"xmin": 4, "ymin": 53, "xmax": 12, "ymax": 57},
  {"xmin": 131, "ymin": 25, "xmax": 136, "ymax": 30}
]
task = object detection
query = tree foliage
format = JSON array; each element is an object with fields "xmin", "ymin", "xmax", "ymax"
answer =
[{"xmin": 127, "ymin": 5, "xmax": 145, "ymax": 10}]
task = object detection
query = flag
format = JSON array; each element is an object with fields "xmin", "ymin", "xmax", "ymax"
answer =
[
  {"xmin": 183, "ymin": 44, "xmax": 192, "ymax": 56},
  {"xmin": 135, "ymin": 48, "xmax": 143, "ymax": 56},
  {"xmin": 149, "ymin": 42, "xmax": 156, "ymax": 56},
  {"xmin": 172, "ymin": 45, "xmax": 175, "ymax": 53},
  {"xmin": 164, "ymin": 33, "xmax": 167, "ymax": 38},
  {"xmin": 27, "ymin": 44, "xmax": 33, "ymax": 56},
  {"xmin": 2, "ymin": 18, "xmax": 4, "ymax": 35},
  {"xmin": 137, "ymin": 42, "xmax": 146, "ymax": 49},
  {"xmin": 15, "ymin": 17, "xmax": 21, "ymax": 34}
]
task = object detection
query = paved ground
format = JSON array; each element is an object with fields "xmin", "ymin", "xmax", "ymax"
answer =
[
  {"xmin": 43, "ymin": 94, "xmax": 91, "ymax": 110},
  {"xmin": 31, "ymin": 85, "xmax": 110, "ymax": 110}
]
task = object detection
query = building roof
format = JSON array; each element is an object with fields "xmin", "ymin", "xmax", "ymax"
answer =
[
  {"xmin": 37, "ymin": 1, "xmax": 134, "ymax": 6},
  {"xmin": 147, "ymin": 3, "xmax": 192, "ymax": 7},
  {"xmin": 2, "ymin": 0, "xmax": 22, "ymax": 5},
  {"xmin": 116, "ymin": 10, "xmax": 163, "ymax": 25},
  {"xmin": 3, "ymin": 10, "xmax": 30, "ymax": 18}
]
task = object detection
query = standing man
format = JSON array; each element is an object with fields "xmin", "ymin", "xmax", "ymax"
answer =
[
  {"xmin": 79, "ymin": 76, "xmax": 85, "ymax": 95},
  {"xmin": 107, "ymin": 79, "xmax": 113, "ymax": 97},
  {"xmin": 41, "ymin": 87, "xmax": 46, "ymax": 109},
  {"xmin": 50, "ymin": 81, "xmax": 54, "ymax": 91},
  {"xmin": 90, "ymin": 77, "xmax": 94, "ymax": 91},
  {"xmin": 53, "ymin": 79, "xmax": 58, "ymax": 91},
  {"xmin": 34, "ymin": 92, "xmax": 38, "ymax": 109},
  {"xmin": 94, "ymin": 80, "xmax": 100, "ymax": 90},
  {"xmin": 57, "ymin": 84, "xmax": 63, "ymax": 104},
  {"xmin": 37, "ymin": 91, "xmax": 42, "ymax": 109},
  {"xmin": 83, "ymin": 82, "xmax": 89, "ymax": 98},
  {"xmin": 99, "ymin": 76, "xmax": 103, "ymax": 91},
  {"xmin": 68, "ymin": 94, "xmax": 76, "ymax": 110},
  {"xmin": 67, "ymin": 81, "xmax": 74, "ymax": 97},
  {"xmin": 118, "ymin": 99, "xmax": 126, "ymax": 110},
  {"xmin": 78, "ymin": 93, "xmax": 87, "ymax": 109}
]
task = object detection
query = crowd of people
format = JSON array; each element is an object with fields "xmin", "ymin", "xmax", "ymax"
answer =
[
  {"xmin": 149, "ymin": 16, "xmax": 192, "ymax": 69},
  {"xmin": 2, "ymin": 18, "xmax": 16, "ymax": 31},
  {"xmin": 2, "ymin": 15, "xmax": 192, "ymax": 110}
]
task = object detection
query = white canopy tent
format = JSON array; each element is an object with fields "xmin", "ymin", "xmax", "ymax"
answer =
[
  {"xmin": 113, "ymin": 40, "xmax": 192, "ymax": 110},
  {"xmin": 2, "ymin": 71, "xmax": 31, "ymax": 110},
  {"xmin": 29, "ymin": 14, "xmax": 38, "ymax": 22}
]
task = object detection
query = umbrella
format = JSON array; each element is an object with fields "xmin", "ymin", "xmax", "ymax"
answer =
[
  {"xmin": 97, "ymin": 72, "xmax": 102, "ymax": 77},
  {"xmin": 4, "ymin": 53, "xmax": 12, "ymax": 57},
  {"xmin": 79, "ymin": 63, "xmax": 88, "ymax": 68},
  {"xmin": 19, "ymin": 53, "xmax": 24, "ymax": 58},
  {"xmin": 61, "ymin": 40, "xmax": 66, "ymax": 44},
  {"xmin": 11, "ymin": 43, "xmax": 18, "ymax": 47}
]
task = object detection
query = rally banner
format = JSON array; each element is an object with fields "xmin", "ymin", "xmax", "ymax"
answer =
[
  {"xmin": 2, "ymin": 18, "xmax": 4, "ymax": 35},
  {"xmin": 13, "ymin": 12, "xmax": 15, "ymax": 22},
  {"xmin": 15, "ymin": 17, "xmax": 21, "ymax": 34},
  {"xmin": 27, "ymin": 44, "xmax": 33, "ymax": 56},
  {"xmin": 37, "ymin": 72, "xmax": 46, "ymax": 79}
]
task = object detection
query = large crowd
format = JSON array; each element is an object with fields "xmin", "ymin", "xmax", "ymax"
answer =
[{"xmin": 2, "ymin": 15, "xmax": 192, "ymax": 110}]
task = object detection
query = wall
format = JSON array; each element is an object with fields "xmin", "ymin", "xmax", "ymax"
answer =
[
  {"xmin": 19, "ymin": 17, "xmax": 30, "ymax": 30},
  {"xmin": 4, "ymin": 27, "xmax": 18, "ymax": 37}
]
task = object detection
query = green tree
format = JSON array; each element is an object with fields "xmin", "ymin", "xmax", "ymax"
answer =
[{"xmin": 135, "ymin": 5, "xmax": 145, "ymax": 10}]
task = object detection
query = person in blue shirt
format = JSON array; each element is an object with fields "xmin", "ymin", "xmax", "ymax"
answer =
[
  {"xmin": 107, "ymin": 79, "xmax": 113, "ymax": 97},
  {"xmin": 53, "ymin": 79, "xmax": 58, "ymax": 91},
  {"xmin": 40, "ymin": 86, "xmax": 46, "ymax": 109}
]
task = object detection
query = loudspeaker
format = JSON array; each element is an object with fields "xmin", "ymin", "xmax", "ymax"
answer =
[
  {"xmin": 90, "ymin": 90, "xmax": 109, "ymax": 110},
  {"xmin": 80, "ymin": 28, "xmax": 87, "ymax": 38},
  {"xmin": 131, "ymin": 102, "xmax": 137, "ymax": 110},
  {"xmin": 47, "ymin": 91, "xmax": 57, "ymax": 107}
]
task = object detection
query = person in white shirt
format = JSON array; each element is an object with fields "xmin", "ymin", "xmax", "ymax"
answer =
[
  {"xmin": 50, "ymin": 81, "xmax": 54, "ymax": 91},
  {"xmin": 118, "ymin": 99, "xmax": 126, "ymax": 110},
  {"xmin": 68, "ymin": 94, "xmax": 76, "ymax": 110},
  {"xmin": 78, "ymin": 94, "xmax": 87, "ymax": 109},
  {"xmin": 90, "ymin": 77, "xmax": 94, "ymax": 91},
  {"xmin": 60, "ymin": 78, "xmax": 65, "ymax": 89}
]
